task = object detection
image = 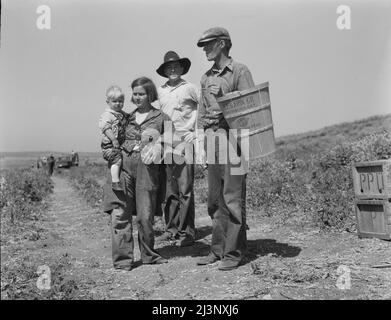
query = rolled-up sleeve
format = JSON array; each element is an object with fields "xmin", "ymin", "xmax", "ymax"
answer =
[{"xmin": 197, "ymin": 77, "xmax": 207, "ymax": 129}]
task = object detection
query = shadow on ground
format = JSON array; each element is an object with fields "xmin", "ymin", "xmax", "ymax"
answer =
[
  {"xmin": 156, "ymin": 228, "xmax": 301, "ymax": 266},
  {"xmin": 154, "ymin": 226, "xmax": 212, "ymax": 240},
  {"xmin": 242, "ymin": 238, "xmax": 302, "ymax": 265},
  {"xmin": 157, "ymin": 241, "xmax": 210, "ymax": 259},
  {"xmin": 156, "ymin": 226, "xmax": 213, "ymax": 259}
]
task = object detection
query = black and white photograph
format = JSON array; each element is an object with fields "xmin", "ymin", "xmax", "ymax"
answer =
[{"xmin": 1, "ymin": 0, "xmax": 390, "ymax": 305}]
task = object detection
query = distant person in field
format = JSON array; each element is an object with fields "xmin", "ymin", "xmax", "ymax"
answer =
[
  {"xmin": 71, "ymin": 150, "xmax": 79, "ymax": 166},
  {"xmin": 195, "ymin": 27, "xmax": 255, "ymax": 271},
  {"xmin": 38, "ymin": 156, "xmax": 48, "ymax": 172},
  {"xmin": 102, "ymin": 77, "xmax": 168, "ymax": 271},
  {"xmin": 98, "ymin": 85, "xmax": 128, "ymax": 192},
  {"xmin": 47, "ymin": 154, "xmax": 55, "ymax": 176},
  {"xmin": 156, "ymin": 51, "xmax": 199, "ymax": 247}
]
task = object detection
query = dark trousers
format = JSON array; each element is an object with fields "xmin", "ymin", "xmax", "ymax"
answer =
[
  {"xmin": 163, "ymin": 163, "xmax": 195, "ymax": 239},
  {"xmin": 107, "ymin": 152, "xmax": 162, "ymax": 268},
  {"xmin": 206, "ymin": 129, "xmax": 248, "ymax": 262},
  {"xmin": 110, "ymin": 188, "xmax": 161, "ymax": 266}
]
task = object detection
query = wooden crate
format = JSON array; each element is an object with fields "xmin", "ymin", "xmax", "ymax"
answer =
[
  {"xmin": 355, "ymin": 199, "xmax": 391, "ymax": 240},
  {"xmin": 352, "ymin": 160, "xmax": 391, "ymax": 199},
  {"xmin": 216, "ymin": 82, "xmax": 276, "ymax": 160}
]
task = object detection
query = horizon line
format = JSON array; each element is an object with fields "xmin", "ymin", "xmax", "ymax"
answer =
[{"xmin": 1, "ymin": 112, "xmax": 389, "ymax": 154}]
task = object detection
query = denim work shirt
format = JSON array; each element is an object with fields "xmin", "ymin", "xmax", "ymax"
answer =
[
  {"xmin": 123, "ymin": 107, "xmax": 164, "ymax": 188},
  {"xmin": 198, "ymin": 58, "xmax": 255, "ymax": 130},
  {"xmin": 122, "ymin": 107, "xmax": 164, "ymax": 154}
]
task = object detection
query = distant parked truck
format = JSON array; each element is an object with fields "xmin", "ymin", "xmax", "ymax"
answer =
[
  {"xmin": 56, "ymin": 152, "xmax": 79, "ymax": 169},
  {"xmin": 56, "ymin": 155, "xmax": 73, "ymax": 168}
]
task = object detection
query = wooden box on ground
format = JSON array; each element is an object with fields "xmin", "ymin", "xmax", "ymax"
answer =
[
  {"xmin": 352, "ymin": 160, "xmax": 391, "ymax": 199},
  {"xmin": 354, "ymin": 199, "xmax": 391, "ymax": 240}
]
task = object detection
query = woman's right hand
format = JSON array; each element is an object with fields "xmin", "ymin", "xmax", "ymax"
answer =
[{"xmin": 141, "ymin": 143, "xmax": 162, "ymax": 164}]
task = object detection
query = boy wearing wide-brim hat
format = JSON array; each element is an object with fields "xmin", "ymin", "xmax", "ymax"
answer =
[
  {"xmin": 196, "ymin": 27, "xmax": 255, "ymax": 271},
  {"xmin": 156, "ymin": 51, "xmax": 199, "ymax": 247}
]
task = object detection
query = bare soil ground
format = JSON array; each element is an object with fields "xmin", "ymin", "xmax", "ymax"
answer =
[{"xmin": 2, "ymin": 176, "xmax": 390, "ymax": 300}]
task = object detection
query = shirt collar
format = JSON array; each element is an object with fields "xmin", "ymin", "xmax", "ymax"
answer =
[
  {"xmin": 211, "ymin": 57, "xmax": 233, "ymax": 75},
  {"xmin": 129, "ymin": 106, "xmax": 160, "ymax": 125},
  {"xmin": 162, "ymin": 79, "xmax": 187, "ymax": 92}
]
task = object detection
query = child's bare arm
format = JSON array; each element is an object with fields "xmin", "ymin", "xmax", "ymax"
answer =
[{"xmin": 103, "ymin": 128, "xmax": 120, "ymax": 148}]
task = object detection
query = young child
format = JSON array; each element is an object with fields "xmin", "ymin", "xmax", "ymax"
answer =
[{"xmin": 99, "ymin": 85, "xmax": 128, "ymax": 192}]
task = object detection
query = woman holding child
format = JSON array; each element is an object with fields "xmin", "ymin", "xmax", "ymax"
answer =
[{"xmin": 102, "ymin": 77, "xmax": 168, "ymax": 271}]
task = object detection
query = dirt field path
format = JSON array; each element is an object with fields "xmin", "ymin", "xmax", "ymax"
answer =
[
  {"xmin": 39, "ymin": 176, "xmax": 272, "ymax": 300},
  {"xmin": 6, "ymin": 175, "xmax": 390, "ymax": 300}
]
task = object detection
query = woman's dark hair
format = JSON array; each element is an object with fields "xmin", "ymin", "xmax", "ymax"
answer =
[{"xmin": 131, "ymin": 77, "xmax": 158, "ymax": 103}]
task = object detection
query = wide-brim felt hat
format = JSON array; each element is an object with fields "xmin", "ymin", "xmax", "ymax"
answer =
[
  {"xmin": 197, "ymin": 27, "xmax": 231, "ymax": 47},
  {"xmin": 156, "ymin": 51, "xmax": 191, "ymax": 78}
]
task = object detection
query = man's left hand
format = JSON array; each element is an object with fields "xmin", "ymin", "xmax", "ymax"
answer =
[{"xmin": 141, "ymin": 144, "xmax": 162, "ymax": 164}]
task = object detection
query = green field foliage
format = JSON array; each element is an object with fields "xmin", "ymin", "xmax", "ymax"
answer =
[{"xmin": 1, "ymin": 168, "xmax": 53, "ymax": 225}]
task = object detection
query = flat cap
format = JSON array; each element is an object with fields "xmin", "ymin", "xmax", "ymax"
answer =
[{"xmin": 197, "ymin": 27, "xmax": 231, "ymax": 47}]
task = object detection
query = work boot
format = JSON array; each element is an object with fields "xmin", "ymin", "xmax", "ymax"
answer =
[
  {"xmin": 144, "ymin": 256, "xmax": 168, "ymax": 265},
  {"xmin": 114, "ymin": 264, "xmax": 133, "ymax": 271},
  {"xmin": 196, "ymin": 253, "xmax": 219, "ymax": 265},
  {"xmin": 218, "ymin": 259, "xmax": 240, "ymax": 271}
]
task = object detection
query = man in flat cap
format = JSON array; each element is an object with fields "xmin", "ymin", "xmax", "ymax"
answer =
[{"xmin": 196, "ymin": 27, "xmax": 255, "ymax": 270}]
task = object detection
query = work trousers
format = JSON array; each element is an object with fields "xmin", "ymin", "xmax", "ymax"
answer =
[
  {"xmin": 104, "ymin": 151, "xmax": 162, "ymax": 268},
  {"xmin": 206, "ymin": 129, "xmax": 248, "ymax": 262},
  {"xmin": 164, "ymin": 163, "xmax": 195, "ymax": 239}
]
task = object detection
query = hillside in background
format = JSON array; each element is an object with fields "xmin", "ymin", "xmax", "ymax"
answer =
[{"xmin": 273, "ymin": 113, "xmax": 391, "ymax": 160}]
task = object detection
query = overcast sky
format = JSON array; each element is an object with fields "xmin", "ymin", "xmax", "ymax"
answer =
[{"xmin": 0, "ymin": 0, "xmax": 390, "ymax": 152}]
